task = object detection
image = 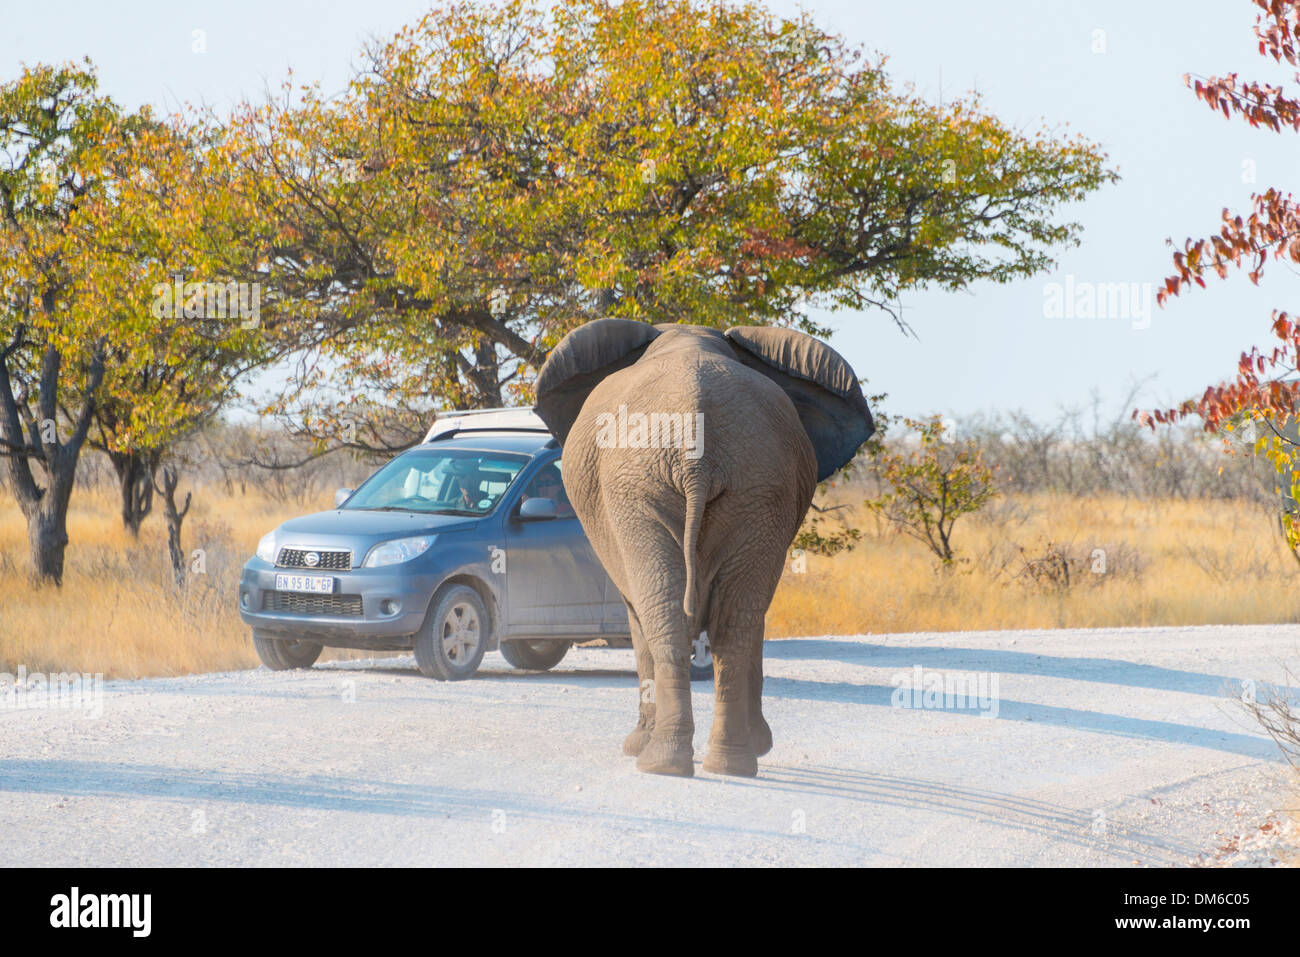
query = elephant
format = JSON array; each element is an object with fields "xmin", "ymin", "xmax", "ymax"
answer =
[{"xmin": 534, "ymin": 319, "xmax": 874, "ymax": 777}]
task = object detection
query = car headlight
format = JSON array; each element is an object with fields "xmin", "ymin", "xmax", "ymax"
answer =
[
  {"xmin": 256, "ymin": 531, "xmax": 278, "ymax": 564},
  {"xmin": 363, "ymin": 535, "xmax": 437, "ymax": 568}
]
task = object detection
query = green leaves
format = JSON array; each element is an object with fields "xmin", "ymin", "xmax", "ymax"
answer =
[
  {"xmin": 863, "ymin": 415, "xmax": 999, "ymax": 566},
  {"xmin": 228, "ymin": 0, "xmax": 1114, "ymax": 440},
  {"xmin": 3, "ymin": 1, "xmax": 1119, "ymax": 465},
  {"xmin": 1, "ymin": 62, "xmax": 277, "ymax": 473}
]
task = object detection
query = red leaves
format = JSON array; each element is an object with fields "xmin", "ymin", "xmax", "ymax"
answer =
[
  {"xmin": 1150, "ymin": 1, "xmax": 1300, "ymax": 438},
  {"xmin": 1159, "ymin": 190, "xmax": 1300, "ymax": 302},
  {"xmin": 736, "ymin": 227, "xmax": 815, "ymax": 263},
  {"xmin": 1142, "ymin": 312, "xmax": 1300, "ymax": 434},
  {"xmin": 1255, "ymin": 0, "xmax": 1300, "ymax": 66},
  {"xmin": 1187, "ymin": 67, "xmax": 1300, "ymax": 132}
]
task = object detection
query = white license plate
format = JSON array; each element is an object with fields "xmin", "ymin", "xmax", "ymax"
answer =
[{"xmin": 275, "ymin": 574, "xmax": 335, "ymax": 594}]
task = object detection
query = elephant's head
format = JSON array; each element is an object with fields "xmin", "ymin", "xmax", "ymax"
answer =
[{"xmin": 534, "ymin": 319, "xmax": 875, "ymax": 481}]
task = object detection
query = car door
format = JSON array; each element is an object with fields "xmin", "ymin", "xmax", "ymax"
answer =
[
  {"xmin": 503, "ymin": 455, "xmax": 606, "ymax": 637},
  {"xmin": 602, "ymin": 579, "xmax": 630, "ymax": 637}
]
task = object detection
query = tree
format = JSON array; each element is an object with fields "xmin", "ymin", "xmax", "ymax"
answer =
[
  {"xmin": 0, "ymin": 62, "xmax": 123, "ymax": 584},
  {"xmin": 1142, "ymin": 0, "xmax": 1300, "ymax": 546},
  {"xmin": 70, "ymin": 111, "xmax": 279, "ymax": 539},
  {"xmin": 0, "ymin": 63, "xmax": 271, "ymax": 582},
  {"xmin": 863, "ymin": 415, "xmax": 997, "ymax": 567},
  {"xmin": 228, "ymin": 0, "xmax": 1116, "ymax": 456}
]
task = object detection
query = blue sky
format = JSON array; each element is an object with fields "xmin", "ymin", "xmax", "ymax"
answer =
[{"xmin": 4, "ymin": 0, "xmax": 1294, "ymax": 421}]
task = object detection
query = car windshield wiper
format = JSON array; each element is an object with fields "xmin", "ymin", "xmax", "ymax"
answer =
[{"xmin": 353, "ymin": 505, "xmax": 484, "ymax": 516}]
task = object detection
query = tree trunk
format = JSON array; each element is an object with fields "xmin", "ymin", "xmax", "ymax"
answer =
[
  {"xmin": 0, "ymin": 334, "xmax": 107, "ymax": 587},
  {"xmin": 468, "ymin": 337, "xmax": 502, "ymax": 408},
  {"xmin": 157, "ymin": 465, "xmax": 191, "ymax": 588},
  {"xmin": 27, "ymin": 507, "xmax": 69, "ymax": 585},
  {"xmin": 22, "ymin": 439, "xmax": 83, "ymax": 586},
  {"xmin": 108, "ymin": 449, "xmax": 158, "ymax": 537}
]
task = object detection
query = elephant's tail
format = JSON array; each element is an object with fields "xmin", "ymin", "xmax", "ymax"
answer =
[{"xmin": 682, "ymin": 481, "xmax": 705, "ymax": 617}]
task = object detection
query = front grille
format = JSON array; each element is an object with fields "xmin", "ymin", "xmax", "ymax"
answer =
[
  {"xmin": 277, "ymin": 547, "xmax": 352, "ymax": 571},
  {"xmin": 262, "ymin": 592, "xmax": 364, "ymax": 617}
]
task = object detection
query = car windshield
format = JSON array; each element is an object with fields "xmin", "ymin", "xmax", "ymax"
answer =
[{"xmin": 343, "ymin": 449, "xmax": 530, "ymax": 515}]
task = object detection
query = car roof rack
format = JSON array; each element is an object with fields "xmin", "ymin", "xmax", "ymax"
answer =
[
  {"xmin": 423, "ymin": 407, "xmax": 549, "ymax": 443},
  {"xmin": 431, "ymin": 426, "xmax": 552, "ymax": 442}
]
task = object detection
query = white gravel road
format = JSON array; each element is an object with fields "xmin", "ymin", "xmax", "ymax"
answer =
[{"xmin": 2, "ymin": 625, "xmax": 1298, "ymax": 867}]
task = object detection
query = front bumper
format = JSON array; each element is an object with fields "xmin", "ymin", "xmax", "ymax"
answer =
[{"xmin": 238, "ymin": 559, "xmax": 436, "ymax": 645}]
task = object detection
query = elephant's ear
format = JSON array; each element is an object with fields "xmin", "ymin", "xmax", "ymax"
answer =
[
  {"xmin": 725, "ymin": 326, "xmax": 875, "ymax": 481},
  {"xmin": 533, "ymin": 319, "xmax": 661, "ymax": 444}
]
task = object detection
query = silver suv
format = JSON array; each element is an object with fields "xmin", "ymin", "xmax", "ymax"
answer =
[{"xmin": 238, "ymin": 409, "xmax": 713, "ymax": 681}]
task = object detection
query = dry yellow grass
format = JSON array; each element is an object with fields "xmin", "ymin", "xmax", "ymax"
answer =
[
  {"xmin": 2, "ymin": 485, "xmax": 1299, "ymax": 679},
  {"xmin": 0, "ymin": 484, "xmax": 334, "ymax": 678},
  {"xmin": 767, "ymin": 492, "xmax": 1300, "ymax": 636}
]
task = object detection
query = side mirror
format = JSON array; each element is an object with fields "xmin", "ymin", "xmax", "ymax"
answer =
[
  {"xmin": 518, "ymin": 497, "xmax": 558, "ymax": 521},
  {"xmin": 334, "ymin": 487, "xmax": 354, "ymax": 508}
]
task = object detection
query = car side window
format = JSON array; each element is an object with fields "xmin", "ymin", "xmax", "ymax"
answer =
[{"xmin": 522, "ymin": 458, "xmax": 575, "ymax": 518}]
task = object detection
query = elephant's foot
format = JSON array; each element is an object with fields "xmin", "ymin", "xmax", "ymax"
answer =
[
  {"xmin": 749, "ymin": 714, "xmax": 773, "ymax": 757},
  {"xmin": 622, "ymin": 723, "xmax": 652, "ymax": 756},
  {"xmin": 636, "ymin": 736, "xmax": 694, "ymax": 777},
  {"xmin": 703, "ymin": 743, "xmax": 758, "ymax": 777}
]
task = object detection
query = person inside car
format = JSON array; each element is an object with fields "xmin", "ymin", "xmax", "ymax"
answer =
[
  {"xmin": 442, "ymin": 468, "xmax": 479, "ymax": 510},
  {"xmin": 522, "ymin": 464, "xmax": 574, "ymax": 517}
]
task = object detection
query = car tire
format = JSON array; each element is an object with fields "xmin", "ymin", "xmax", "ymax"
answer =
[
  {"xmin": 500, "ymin": 639, "xmax": 571, "ymax": 671},
  {"xmin": 253, "ymin": 631, "xmax": 323, "ymax": 671},
  {"xmin": 414, "ymin": 584, "xmax": 489, "ymax": 680},
  {"xmin": 690, "ymin": 631, "xmax": 713, "ymax": 682}
]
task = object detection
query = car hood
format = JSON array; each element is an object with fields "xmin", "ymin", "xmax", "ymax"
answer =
[{"xmin": 273, "ymin": 508, "xmax": 483, "ymax": 553}]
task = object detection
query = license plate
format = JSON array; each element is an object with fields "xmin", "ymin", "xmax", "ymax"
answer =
[{"xmin": 275, "ymin": 574, "xmax": 335, "ymax": 594}]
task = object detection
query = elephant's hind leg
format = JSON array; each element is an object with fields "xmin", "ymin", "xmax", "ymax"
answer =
[
  {"xmin": 631, "ymin": 605, "xmax": 702, "ymax": 780},
  {"xmin": 635, "ymin": 620, "xmax": 695, "ymax": 776},
  {"xmin": 622, "ymin": 601, "xmax": 655, "ymax": 757},
  {"xmin": 702, "ymin": 605, "xmax": 764, "ymax": 777},
  {"xmin": 613, "ymin": 519, "xmax": 696, "ymax": 776}
]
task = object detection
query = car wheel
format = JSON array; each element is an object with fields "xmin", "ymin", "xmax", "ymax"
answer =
[
  {"xmin": 253, "ymin": 631, "xmax": 323, "ymax": 671},
  {"xmin": 690, "ymin": 631, "xmax": 713, "ymax": 682},
  {"xmin": 500, "ymin": 639, "xmax": 571, "ymax": 671},
  {"xmin": 415, "ymin": 584, "xmax": 488, "ymax": 680}
]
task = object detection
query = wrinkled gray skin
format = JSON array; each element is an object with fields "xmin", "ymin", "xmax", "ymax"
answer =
[{"xmin": 534, "ymin": 320, "xmax": 874, "ymax": 777}]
